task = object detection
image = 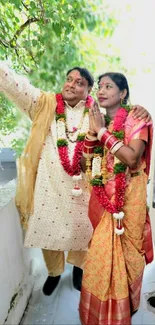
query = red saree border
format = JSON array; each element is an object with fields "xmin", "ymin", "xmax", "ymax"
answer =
[
  {"xmin": 142, "ymin": 211, "xmax": 154, "ymax": 264},
  {"xmin": 129, "ymin": 271, "xmax": 143, "ymax": 311},
  {"xmin": 80, "ymin": 271, "xmax": 144, "ymax": 325},
  {"xmin": 79, "ymin": 286, "xmax": 131, "ymax": 325}
]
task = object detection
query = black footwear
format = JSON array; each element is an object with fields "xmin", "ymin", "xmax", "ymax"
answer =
[
  {"xmin": 73, "ymin": 266, "xmax": 83, "ymax": 291},
  {"xmin": 147, "ymin": 296, "xmax": 155, "ymax": 308},
  {"xmin": 131, "ymin": 309, "xmax": 138, "ymax": 317},
  {"xmin": 42, "ymin": 275, "xmax": 61, "ymax": 296}
]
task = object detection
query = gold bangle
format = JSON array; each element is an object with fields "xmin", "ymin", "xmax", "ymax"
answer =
[
  {"xmin": 88, "ymin": 129, "xmax": 96, "ymax": 136},
  {"xmin": 86, "ymin": 133, "xmax": 98, "ymax": 141}
]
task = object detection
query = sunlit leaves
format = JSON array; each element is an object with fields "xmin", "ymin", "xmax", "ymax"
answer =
[{"xmin": 0, "ymin": 0, "xmax": 118, "ymax": 155}]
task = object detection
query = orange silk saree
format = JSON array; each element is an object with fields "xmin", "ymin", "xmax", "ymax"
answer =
[{"xmin": 79, "ymin": 112, "xmax": 153, "ymax": 325}]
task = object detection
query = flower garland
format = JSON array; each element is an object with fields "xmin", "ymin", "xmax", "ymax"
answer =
[
  {"xmin": 91, "ymin": 106, "xmax": 130, "ymax": 234},
  {"xmin": 56, "ymin": 93, "xmax": 93, "ymax": 195}
]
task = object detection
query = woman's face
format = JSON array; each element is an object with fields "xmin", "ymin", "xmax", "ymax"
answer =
[{"xmin": 97, "ymin": 76, "xmax": 124, "ymax": 109}]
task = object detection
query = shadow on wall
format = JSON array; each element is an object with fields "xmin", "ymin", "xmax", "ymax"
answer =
[{"xmin": 0, "ymin": 148, "xmax": 17, "ymax": 186}]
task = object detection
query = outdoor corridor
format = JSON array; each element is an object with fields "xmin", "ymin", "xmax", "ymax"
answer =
[{"xmin": 21, "ymin": 250, "xmax": 155, "ymax": 325}]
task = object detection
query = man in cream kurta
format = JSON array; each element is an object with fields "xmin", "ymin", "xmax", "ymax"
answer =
[{"xmin": 0, "ymin": 62, "xmax": 94, "ymax": 295}]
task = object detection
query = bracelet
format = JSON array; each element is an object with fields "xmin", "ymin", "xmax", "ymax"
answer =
[
  {"xmin": 83, "ymin": 144, "xmax": 94, "ymax": 159},
  {"xmin": 100, "ymin": 130, "xmax": 111, "ymax": 144},
  {"xmin": 97, "ymin": 127, "xmax": 107, "ymax": 141},
  {"xmin": 86, "ymin": 132, "xmax": 98, "ymax": 141},
  {"xmin": 98, "ymin": 129, "xmax": 123, "ymax": 152},
  {"xmin": 109, "ymin": 140, "xmax": 120, "ymax": 152},
  {"xmin": 88, "ymin": 130, "xmax": 97, "ymax": 136},
  {"xmin": 84, "ymin": 137, "xmax": 98, "ymax": 147},
  {"xmin": 106, "ymin": 137, "xmax": 119, "ymax": 151},
  {"xmin": 110, "ymin": 141, "xmax": 124, "ymax": 154},
  {"xmin": 83, "ymin": 145, "xmax": 95, "ymax": 150},
  {"xmin": 104, "ymin": 134, "xmax": 114, "ymax": 147},
  {"xmin": 100, "ymin": 131, "xmax": 120, "ymax": 151}
]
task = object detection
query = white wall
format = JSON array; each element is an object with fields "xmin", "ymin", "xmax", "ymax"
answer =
[
  {"xmin": 111, "ymin": 0, "xmax": 155, "ymax": 241},
  {"xmin": 0, "ymin": 181, "xmax": 39, "ymax": 325}
]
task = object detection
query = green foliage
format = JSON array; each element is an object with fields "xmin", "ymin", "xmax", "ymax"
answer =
[
  {"xmin": 57, "ymin": 139, "xmax": 68, "ymax": 147},
  {"xmin": 114, "ymin": 163, "xmax": 127, "ymax": 174},
  {"xmin": 104, "ymin": 114, "xmax": 111, "ymax": 126},
  {"xmin": 94, "ymin": 146, "xmax": 103, "ymax": 154},
  {"xmin": 84, "ymin": 108, "xmax": 89, "ymax": 114},
  {"xmin": 0, "ymin": 0, "xmax": 119, "ymax": 155},
  {"xmin": 112, "ymin": 130, "xmax": 124, "ymax": 139},
  {"xmin": 77, "ymin": 133, "xmax": 85, "ymax": 141},
  {"xmin": 90, "ymin": 177, "xmax": 103, "ymax": 186},
  {"xmin": 0, "ymin": 95, "xmax": 17, "ymax": 135},
  {"xmin": 56, "ymin": 114, "xmax": 66, "ymax": 121}
]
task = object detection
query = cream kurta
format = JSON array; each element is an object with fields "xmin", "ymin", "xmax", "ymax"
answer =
[{"xmin": 0, "ymin": 61, "xmax": 93, "ymax": 250}]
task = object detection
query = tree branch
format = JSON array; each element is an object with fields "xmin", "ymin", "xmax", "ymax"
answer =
[
  {"xmin": 11, "ymin": 17, "xmax": 40, "ymax": 45},
  {"xmin": 14, "ymin": 48, "xmax": 30, "ymax": 73},
  {"xmin": 38, "ymin": 0, "xmax": 46, "ymax": 24},
  {"xmin": 0, "ymin": 20, "xmax": 7, "ymax": 34},
  {"xmin": 28, "ymin": 48, "xmax": 38, "ymax": 67},
  {"xmin": 21, "ymin": 1, "xmax": 29, "ymax": 11},
  {"xmin": 0, "ymin": 38, "xmax": 9, "ymax": 48}
]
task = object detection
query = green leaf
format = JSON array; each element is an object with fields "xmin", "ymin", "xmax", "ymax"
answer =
[
  {"xmin": 0, "ymin": 0, "xmax": 119, "ymax": 155},
  {"xmin": 94, "ymin": 146, "xmax": 103, "ymax": 154},
  {"xmin": 90, "ymin": 177, "xmax": 103, "ymax": 186},
  {"xmin": 53, "ymin": 22, "xmax": 62, "ymax": 37},
  {"xmin": 77, "ymin": 133, "xmax": 85, "ymax": 141},
  {"xmin": 55, "ymin": 113, "xmax": 66, "ymax": 121},
  {"xmin": 57, "ymin": 139, "xmax": 68, "ymax": 147},
  {"xmin": 112, "ymin": 130, "xmax": 124, "ymax": 139},
  {"xmin": 114, "ymin": 163, "xmax": 127, "ymax": 174}
]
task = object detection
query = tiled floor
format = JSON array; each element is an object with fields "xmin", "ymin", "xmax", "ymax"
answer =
[
  {"xmin": 21, "ymin": 251, "xmax": 155, "ymax": 325},
  {"xmin": 21, "ymin": 257, "xmax": 81, "ymax": 325}
]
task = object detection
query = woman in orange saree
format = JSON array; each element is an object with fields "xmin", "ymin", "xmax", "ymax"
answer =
[{"xmin": 80, "ymin": 72, "xmax": 153, "ymax": 325}]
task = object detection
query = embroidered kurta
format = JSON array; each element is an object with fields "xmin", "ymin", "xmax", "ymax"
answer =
[{"xmin": 0, "ymin": 61, "xmax": 93, "ymax": 251}]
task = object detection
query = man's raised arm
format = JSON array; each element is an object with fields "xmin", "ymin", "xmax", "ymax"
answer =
[{"xmin": 0, "ymin": 61, "xmax": 41, "ymax": 120}]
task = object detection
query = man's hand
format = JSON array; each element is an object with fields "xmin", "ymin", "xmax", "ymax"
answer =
[{"xmin": 132, "ymin": 105, "xmax": 151, "ymax": 123}]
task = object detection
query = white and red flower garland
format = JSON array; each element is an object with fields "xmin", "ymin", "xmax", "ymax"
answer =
[
  {"xmin": 91, "ymin": 106, "xmax": 130, "ymax": 234},
  {"xmin": 56, "ymin": 93, "xmax": 93, "ymax": 195},
  {"xmin": 93, "ymin": 172, "xmax": 126, "ymax": 214}
]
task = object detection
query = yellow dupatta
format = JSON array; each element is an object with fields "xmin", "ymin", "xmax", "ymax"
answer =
[{"xmin": 15, "ymin": 92, "xmax": 56, "ymax": 228}]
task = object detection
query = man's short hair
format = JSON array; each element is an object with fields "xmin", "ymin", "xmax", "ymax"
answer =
[{"xmin": 67, "ymin": 67, "xmax": 94, "ymax": 87}]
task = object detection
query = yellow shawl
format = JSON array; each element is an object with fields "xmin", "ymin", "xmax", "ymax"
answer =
[{"xmin": 15, "ymin": 92, "xmax": 56, "ymax": 228}]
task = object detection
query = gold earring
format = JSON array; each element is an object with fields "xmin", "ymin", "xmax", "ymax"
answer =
[
  {"xmin": 121, "ymin": 98, "xmax": 127, "ymax": 107},
  {"xmin": 120, "ymin": 98, "xmax": 124, "ymax": 106}
]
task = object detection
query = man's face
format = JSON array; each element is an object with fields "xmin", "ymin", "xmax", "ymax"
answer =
[{"xmin": 62, "ymin": 70, "xmax": 91, "ymax": 107}]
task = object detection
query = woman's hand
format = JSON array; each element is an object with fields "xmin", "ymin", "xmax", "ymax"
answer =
[{"xmin": 89, "ymin": 102, "xmax": 105, "ymax": 133}]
